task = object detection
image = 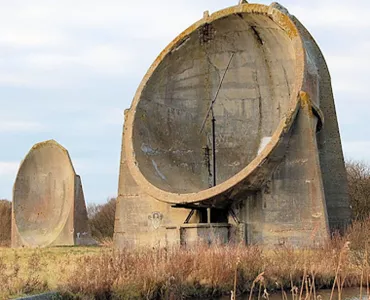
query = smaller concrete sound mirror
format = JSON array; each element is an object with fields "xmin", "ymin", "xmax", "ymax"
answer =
[
  {"xmin": 12, "ymin": 140, "xmax": 95, "ymax": 247},
  {"xmin": 114, "ymin": 2, "xmax": 351, "ymax": 248}
]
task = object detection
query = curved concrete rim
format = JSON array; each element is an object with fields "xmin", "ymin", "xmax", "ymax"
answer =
[
  {"xmin": 15, "ymin": 140, "xmax": 76, "ymax": 176},
  {"xmin": 13, "ymin": 139, "xmax": 75, "ymax": 247},
  {"xmin": 124, "ymin": 3, "xmax": 307, "ymax": 204}
]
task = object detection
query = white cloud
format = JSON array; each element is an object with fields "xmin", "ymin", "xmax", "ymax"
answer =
[
  {"xmin": 0, "ymin": 0, "xmax": 367, "ymax": 90},
  {"xmin": 99, "ymin": 107, "xmax": 124, "ymax": 126},
  {"xmin": 326, "ymin": 42, "xmax": 370, "ymax": 94},
  {"xmin": 0, "ymin": 120, "xmax": 46, "ymax": 133},
  {"xmin": 25, "ymin": 44, "xmax": 133, "ymax": 74},
  {"xmin": 73, "ymin": 158, "xmax": 118, "ymax": 176},
  {"xmin": 0, "ymin": 0, "xmax": 218, "ymax": 88},
  {"xmin": 0, "ymin": 73, "xmax": 31, "ymax": 87},
  {"xmin": 83, "ymin": 45, "xmax": 130, "ymax": 73},
  {"xmin": 343, "ymin": 141, "xmax": 370, "ymax": 164},
  {"xmin": 0, "ymin": 29, "xmax": 67, "ymax": 48},
  {"xmin": 289, "ymin": 1, "xmax": 370, "ymax": 29},
  {"xmin": 0, "ymin": 162, "xmax": 19, "ymax": 176},
  {"xmin": 0, "ymin": 0, "xmax": 200, "ymax": 50}
]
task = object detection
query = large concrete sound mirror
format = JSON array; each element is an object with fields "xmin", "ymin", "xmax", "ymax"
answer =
[
  {"xmin": 114, "ymin": 2, "xmax": 351, "ymax": 248},
  {"xmin": 12, "ymin": 140, "xmax": 95, "ymax": 247}
]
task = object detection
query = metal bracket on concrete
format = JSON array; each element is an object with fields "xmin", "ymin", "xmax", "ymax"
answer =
[
  {"xmin": 184, "ymin": 209, "xmax": 195, "ymax": 224},
  {"xmin": 172, "ymin": 203, "xmax": 208, "ymax": 209},
  {"xmin": 229, "ymin": 208, "xmax": 240, "ymax": 225}
]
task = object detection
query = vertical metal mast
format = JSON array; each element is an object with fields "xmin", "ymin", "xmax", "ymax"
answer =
[
  {"xmin": 200, "ymin": 53, "xmax": 235, "ymax": 188},
  {"xmin": 211, "ymin": 108, "xmax": 217, "ymax": 187},
  {"xmin": 200, "ymin": 53, "xmax": 235, "ymax": 224}
]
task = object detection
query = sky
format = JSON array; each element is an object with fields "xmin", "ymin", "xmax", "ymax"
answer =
[{"xmin": 0, "ymin": 0, "xmax": 369, "ymax": 204}]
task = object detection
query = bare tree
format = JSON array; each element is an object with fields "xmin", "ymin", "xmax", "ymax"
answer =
[
  {"xmin": 87, "ymin": 198, "xmax": 116, "ymax": 241},
  {"xmin": 346, "ymin": 160, "xmax": 370, "ymax": 221},
  {"xmin": 0, "ymin": 199, "xmax": 11, "ymax": 246}
]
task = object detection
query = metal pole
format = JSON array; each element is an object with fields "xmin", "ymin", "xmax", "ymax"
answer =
[
  {"xmin": 199, "ymin": 53, "xmax": 235, "ymax": 134},
  {"xmin": 211, "ymin": 108, "xmax": 216, "ymax": 187}
]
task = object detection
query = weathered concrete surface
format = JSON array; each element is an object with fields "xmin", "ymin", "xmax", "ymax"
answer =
[
  {"xmin": 12, "ymin": 140, "xmax": 95, "ymax": 248},
  {"xmin": 114, "ymin": 2, "xmax": 351, "ymax": 248},
  {"xmin": 180, "ymin": 224, "xmax": 230, "ymax": 246},
  {"xmin": 290, "ymin": 16, "xmax": 352, "ymax": 232}
]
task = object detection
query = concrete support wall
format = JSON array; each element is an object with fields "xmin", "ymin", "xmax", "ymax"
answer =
[
  {"xmin": 180, "ymin": 224, "xmax": 229, "ymax": 246},
  {"xmin": 291, "ymin": 17, "xmax": 351, "ymax": 232},
  {"xmin": 115, "ymin": 117, "xmax": 194, "ymax": 248},
  {"xmin": 234, "ymin": 97, "xmax": 330, "ymax": 246}
]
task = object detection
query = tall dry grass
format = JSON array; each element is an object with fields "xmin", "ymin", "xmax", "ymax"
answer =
[
  {"xmin": 57, "ymin": 220, "xmax": 370, "ymax": 299},
  {"xmin": 1, "ymin": 158, "xmax": 370, "ymax": 298},
  {"xmin": 59, "ymin": 244, "xmax": 362, "ymax": 299},
  {"xmin": 0, "ymin": 247, "xmax": 101, "ymax": 299},
  {"xmin": 0, "ymin": 250, "xmax": 48, "ymax": 298},
  {"xmin": 0, "ymin": 225, "xmax": 369, "ymax": 299},
  {"xmin": 0, "ymin": 219, "xmax": 370, "ymax": 299}
]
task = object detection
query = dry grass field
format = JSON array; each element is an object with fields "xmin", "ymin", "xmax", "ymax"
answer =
[
  {"xmin": 0, "ymin": 246, "xmax": 104, "ymax": 299},
  {"xmin": 1, "ymin": 161, "xmax": 369, "ymax": 299},
  {"xmin": 0, "ymin": 220, "xmax": 370, "ymax": 300}
]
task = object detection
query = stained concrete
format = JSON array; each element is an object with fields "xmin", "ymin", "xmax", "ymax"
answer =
[
  {"xmin": 114, "ymin": 2, "xmax": 351, "ymax": 248},
  {"xmin": 12, "ymin": 140, "xmax": 95, "ymax": 248}
]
